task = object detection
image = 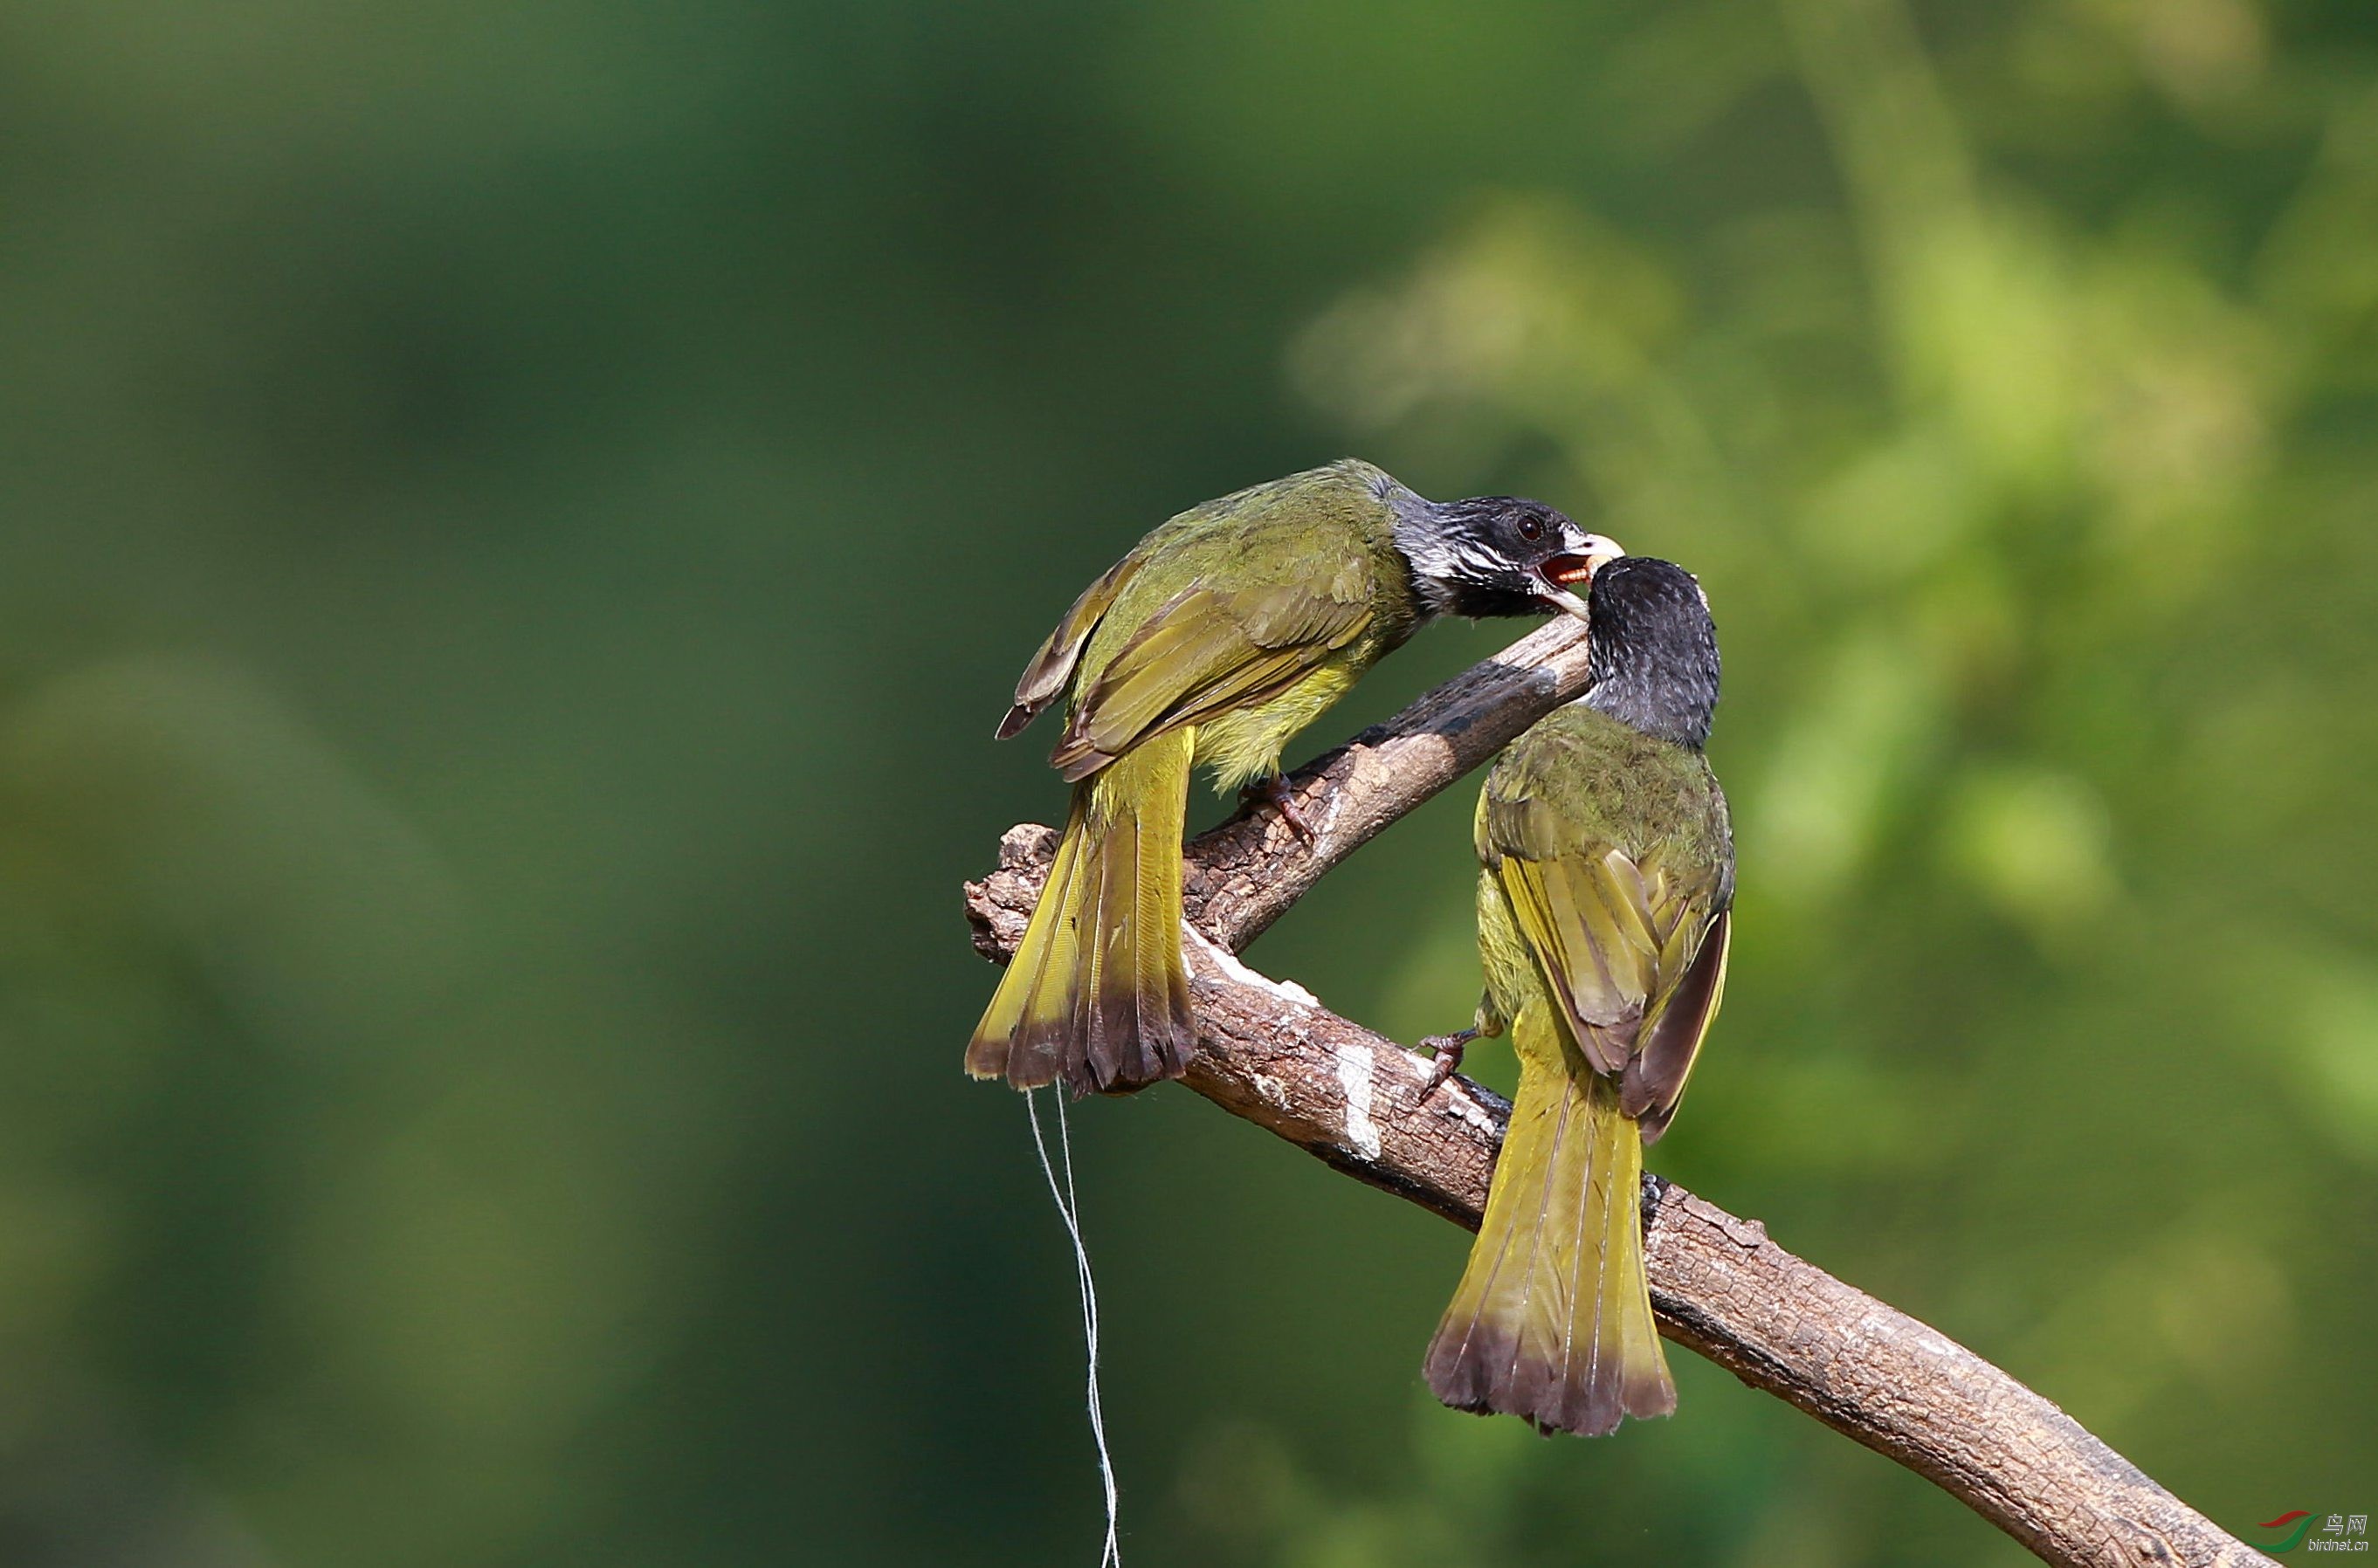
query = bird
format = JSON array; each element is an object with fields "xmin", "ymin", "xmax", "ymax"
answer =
[
  {"xmin": 1420, "ymin": 554, "xmax": 1732, "ymax": 1436},
  {"xmin": 970, "ymin": 457, "xmax": 1624, "ymax": 1097}
]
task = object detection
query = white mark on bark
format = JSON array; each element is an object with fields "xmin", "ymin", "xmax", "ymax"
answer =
[
  {"xmin": 1186, "ymin": 925, "xmax": 1319, "ymax": 1008},
  {"xmin": 1435, "ymin": 1080, "xmax": 1502, "ymax": 1135},
  {"xmin": 1335, "ymin": 1041, "xmax": 1383, "ymax": 1160}
]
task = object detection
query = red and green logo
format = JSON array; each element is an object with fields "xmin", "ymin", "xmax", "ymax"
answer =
[
  {"xmin": 2250, "ymin": 1510, "xmax": 2373, "ymax": 1552},
  {"xmin": 2256, "ymin": 1513, "xmax": 2319, "ymax": 1552}
]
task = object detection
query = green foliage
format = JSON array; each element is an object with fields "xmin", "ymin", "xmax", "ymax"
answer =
[{"xmin": 0, "ymin": 0, "xmax": 2371, "ymax": 1563}]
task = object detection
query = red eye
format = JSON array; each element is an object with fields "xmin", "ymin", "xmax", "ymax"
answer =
[{"xmin": 1518, "ymin": 516, "xmax": 1543, "ymax": 541}]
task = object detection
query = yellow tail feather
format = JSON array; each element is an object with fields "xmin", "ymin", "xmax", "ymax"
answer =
[
  {"xmin": 967, "ymin": 730, "xmax": 1196, "ymax": 1095},
  {"xmin": 1423, "ymin": 1008, "xmax": 1672, "ymax": 1435}
]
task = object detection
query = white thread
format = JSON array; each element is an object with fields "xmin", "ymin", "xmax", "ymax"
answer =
[{"xmin": 1027, "ymin": 1090, "xmax": 1121, "ymax": 1566}]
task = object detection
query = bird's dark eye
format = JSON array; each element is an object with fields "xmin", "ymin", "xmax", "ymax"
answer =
[{"xmin": 1518, "ymin": 515, "xmax": 1543, "ymax": 542}]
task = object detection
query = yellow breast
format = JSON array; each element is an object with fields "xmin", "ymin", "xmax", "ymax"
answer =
[{"xmin": 1190, "ymin": 657, "xmax": 1364, "ymax": 794}]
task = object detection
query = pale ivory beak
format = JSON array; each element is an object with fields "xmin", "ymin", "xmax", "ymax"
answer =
[{"xmin": 1534, "ymin": 533, "xmax": 1625, "ymax": 622}]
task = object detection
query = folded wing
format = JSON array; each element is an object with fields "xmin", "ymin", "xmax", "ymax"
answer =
[
  {"xmin": 1049, "ymin": 581, "xmax": 1372, "ymax": 783},
  {"xmin": 1487, "ymin": 791, "xmax": 1728, "ymax": 1143}
]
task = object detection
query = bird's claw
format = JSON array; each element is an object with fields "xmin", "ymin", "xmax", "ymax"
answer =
[
  {"xmin": 1246, "ymin": 774, "xmax": 1318, "ymax": 847},
  {"xmin": 1418, "ymin": 1029, "xmax": 1478, "ymax": 1097}
]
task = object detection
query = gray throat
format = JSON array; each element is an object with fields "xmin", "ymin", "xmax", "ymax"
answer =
[{"xmin": 1385, "ymin": 486, "xmax": 1461, "ymax": 617}]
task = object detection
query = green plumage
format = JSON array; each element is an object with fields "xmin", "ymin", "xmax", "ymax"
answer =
[
  {"xmin": 1044, "ymin": 460, "xmax": 1428, "ymax": 790},
  {"xmin": 971, "ymin": 460, "xmax": 1431, "ymax": 1097},
  {"xmin": 1428, "ymin": 695, "xmax": 1733, "ymax": 1436}
]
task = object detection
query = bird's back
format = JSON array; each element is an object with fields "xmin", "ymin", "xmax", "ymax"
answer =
[
  {"xmin": 1072, "ymin": 458, "xmax": 1416, "ymax": 691},
  {"xmin": 1483, "ymin": 703, "xmax": 1731, "ymax": 880}
]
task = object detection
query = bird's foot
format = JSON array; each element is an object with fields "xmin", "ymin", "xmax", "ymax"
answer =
[
  {"xmin": 1244, "ymin": 773, "xmax": 1318, "ymax": 846},
  {"xmin": 1418, "ymin": 1029, "xmax": 1479, "ymax": 1097}
]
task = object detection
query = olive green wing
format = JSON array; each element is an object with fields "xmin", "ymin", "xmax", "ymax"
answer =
[
  {"xmin": 1486, "ymin": 787, "xmax": 1729, "ymax": 1142},
  {"xmin": 1629, "ymin": 906, "xmax": 1727, "ymax": 1144},
  {"xmin": 1048, "ymin": 581, "xmax": 1372, "ymax": 782},
  {"xmin": 997, "ymin": 554, "xmax": 1148, "ymax": 739}
]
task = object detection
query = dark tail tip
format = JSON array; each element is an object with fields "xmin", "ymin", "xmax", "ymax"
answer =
[
  {"xmin": 969, "ymin": 1001, "xmax": 1196, "ymax": 1097},
  {"xmin": 964, "ymin": 1028, "xmax": 1042, "ymax": 1090},
  {"xmin": 995, "ymin": 703, "xmax": 1037, "ymax": 740},
  {"xmin": 1065, "ymin": 989, "xmax": 1197, "ymax": 1097},
  {"xmin": 1423, "ymin": 1324, "xmax": 1672, "ymax": 1438}
]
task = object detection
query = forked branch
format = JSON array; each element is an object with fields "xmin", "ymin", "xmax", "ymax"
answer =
[{"xmin": 962, "ymin": 621, "xmax": 2270, "ymax": 1568}]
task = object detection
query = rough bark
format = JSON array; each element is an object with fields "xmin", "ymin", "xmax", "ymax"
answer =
[
  {"xmin": 1179, "ymin": 615, "xmax": 1596, "ymax": 949},
  {"xmin": 962, "ymin": 623, "xmax": 2273, "ymax": 1568}
]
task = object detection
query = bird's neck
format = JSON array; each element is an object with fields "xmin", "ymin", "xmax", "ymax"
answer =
[
  {"xmin": 1386, "ymin": 489, "xmax": 1459, "ymax": 619},
  {"xmin": 1582, "ymin": 660, "xmax": 1714, "ymax": 749}
]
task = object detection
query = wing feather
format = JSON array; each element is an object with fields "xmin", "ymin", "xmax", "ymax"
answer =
[
  {"xmin": 1050, "ymin": 583, "xmax": 1371, "ymax": 781},
  {"xmin": 1626, "ymin": 910, "xmax": 1729, "ymax": 1142},
  {"xmin": 1490, "ymin": 807, "xmax": 1727, "ymax": 1122},
  {"xmin": 998, "ymin": 554, "xmax": 1146, "ymax": 739}
]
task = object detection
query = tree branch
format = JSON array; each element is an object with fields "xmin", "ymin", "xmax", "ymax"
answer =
[{"xmin": 962, "ymin": 623, "xmax": 2272, "ymax": 1568}]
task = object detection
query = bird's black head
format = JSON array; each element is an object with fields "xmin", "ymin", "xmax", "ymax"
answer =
[
  {"xmin": 1584, "ymin": 556, "xmax": 1720, "ymax": 748},
  {"xmin": 1394, "ymin": 494, "xmax": 1625, "ymax": 623}
]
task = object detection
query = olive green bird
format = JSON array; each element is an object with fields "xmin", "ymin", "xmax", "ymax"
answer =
[
  {"xmin": 1421, "ymin": 555, "xmax": 1732, "ymax": 1437},
  {"xmin": 972, "ymin": 458, "xmax": 1623, "ymax": 1097}
]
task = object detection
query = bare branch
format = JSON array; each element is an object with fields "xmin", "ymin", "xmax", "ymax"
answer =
[
  {"xmin": 1180, "ymin": 616, "xmax": 1595, "ymax": 950},
  {"xmin": 962, "ymin": 626, "xmax": 2273, "ymax": 1568}
]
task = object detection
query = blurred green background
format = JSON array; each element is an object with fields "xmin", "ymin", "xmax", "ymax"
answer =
[{"xmin": 2, "ymin": 0, "xmax": 2372, "ymax": 1563}]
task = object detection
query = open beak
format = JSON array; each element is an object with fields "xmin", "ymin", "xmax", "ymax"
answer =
[{"xmin": 1532, "ymin": 534, "xmax": 1625, "ymax": 622}]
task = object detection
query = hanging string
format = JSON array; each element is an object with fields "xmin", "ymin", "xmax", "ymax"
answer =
[{"xmin": 1027, "ymin": 1088, "xmax": 1122, "ymax": 1566}]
